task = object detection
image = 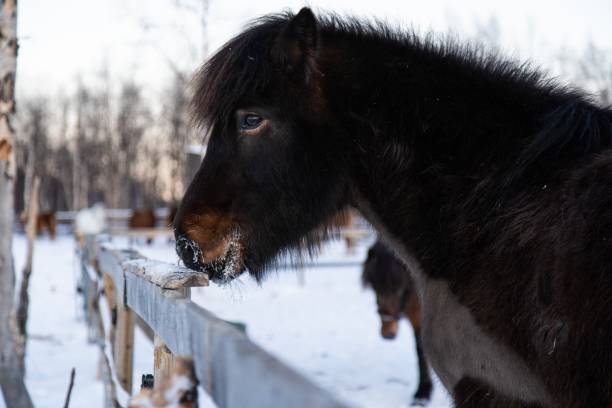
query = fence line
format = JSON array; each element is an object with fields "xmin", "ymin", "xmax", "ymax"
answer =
[{"xmin": 79, "ymin": 235, "xmax": 349, "ymax": 408}]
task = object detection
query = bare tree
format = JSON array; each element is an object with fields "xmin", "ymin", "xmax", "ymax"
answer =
[
  {"xmin": 0, "ymin": 0, "xmax": 33, "ymax": 404},
  {"xmin": 72, "ymin": 83, "xmax": 115, "ymax": 208},
  {"xmin": 20, "ymin": 98, "xmax": 48, "ymax": 210},
  {"xmin": 174, "ymin": 0, "xmax": 209, "ymax": 59},
  {"xmin": 51, "ymin": 96, "xmax": 73, "ymax": 210},
  {"xmin": 556, "ymin": 41, "xmax": 612, "ymax": 106},
  {"xmin": 577, "ymin": 42, "xmax": 612, "ymax": 106},
  {"xmin": 163, "ymin": 72, "xmax": 193, "ymax": 202},
  {"xmin": 116, "ymin": 81, "xmax": 150, "ymax": 208},
  {"xmin": 472, "ymin": 16, "xmax": 501, "ymax": 54}
]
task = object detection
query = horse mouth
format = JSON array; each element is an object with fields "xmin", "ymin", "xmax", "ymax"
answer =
[{"xmin": 175, "ymin": 230, "xmax": 245, "ymax": 284}]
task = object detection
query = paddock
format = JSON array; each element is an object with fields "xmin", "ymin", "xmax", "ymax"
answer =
[
  {"xmin": 12, "ymin": 231, "xmax": 452, "ymax": 407},
  {"xmin": 79, "ymin": 235, "xmax": 348, "ymax": 407}
]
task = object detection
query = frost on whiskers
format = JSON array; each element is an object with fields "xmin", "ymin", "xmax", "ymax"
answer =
[
  {"xmin": 175, "ymin": 229, "xmax": 244, "ymax": 284},
  {"xmin": 216, "ymin": 229, "xmax": 243, "ymax": 283}
]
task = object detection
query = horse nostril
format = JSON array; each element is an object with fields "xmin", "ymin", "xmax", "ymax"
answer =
[
  {"xmin": 175, "ymin": 235, "xmax": 204, "ymax": 271},
  {"xmin": 381, "ymin": 330, "xmax": 397, "ymax": 340}
]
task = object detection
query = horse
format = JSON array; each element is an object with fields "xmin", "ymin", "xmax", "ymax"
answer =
[
  {"xmin": 20, "ymin": 212, "xmax": 57, "ymax": 239},
  {"xmin": 173, "ymin": 8, "xmax": 612, "ymax": 407},
  {"xmin": 362, "ymin": 240, "xmax": 432, "ymax": 406},
  {"xmin": 129, "ymin": 208, "xmax": 157, "ymax": 245},
  {"xmin": 36, "ymin": 212, "xmax": 57, "ymax": 239}
]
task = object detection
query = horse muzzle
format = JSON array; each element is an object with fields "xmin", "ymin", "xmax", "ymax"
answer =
[
  {"xmin": 380, "ymin": 319, "xmax": 399, "ymax": 340},
  {"xmin": 175, "ymin": 232, "xmax": 245, "ymax": 284}
]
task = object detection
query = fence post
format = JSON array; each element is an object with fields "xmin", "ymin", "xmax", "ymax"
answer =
[
  {"xmin": 114, "ymin": 301, "xmax": 135, "ymax": 393},
  {"xmin": 102, "ymin": 272, "xmax": 135, "ymax": 394},
  {"xmin": 154, "ymin": 334, "xmax": 175, "ymax": 382}
]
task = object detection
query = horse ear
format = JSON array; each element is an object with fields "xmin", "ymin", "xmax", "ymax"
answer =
[{"xmin": 275, "ymin": 7, "xmax": 319, "ymax": 81}]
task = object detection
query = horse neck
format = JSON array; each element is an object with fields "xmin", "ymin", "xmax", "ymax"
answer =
[{"xmin": 320, "ymin": 34, "xmax": 563, "ymax": 262}]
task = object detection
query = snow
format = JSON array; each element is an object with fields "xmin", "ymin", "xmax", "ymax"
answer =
[
  {"xmin": 122, "ymin": 259, "xmax": 193, "ymax": 280},
  {"xmin": 14, "ymin": 233, "xmax": 453, "ymax": 407},
  {"xmin": 13, "ymin": 235, "xmax": 103, "ymax": 407}
]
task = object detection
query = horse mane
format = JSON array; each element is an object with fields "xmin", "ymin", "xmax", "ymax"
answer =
[
  {"xmin": 193, "ymin": 10, "xmax": 612, "ymax": 174},
  {"xmin": 516, "ymin": 101, "xmax": 612, "ymax": 169}
]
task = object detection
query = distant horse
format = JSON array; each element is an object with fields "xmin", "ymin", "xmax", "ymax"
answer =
[
  {"xmin": 173, "ymin": 8, "xmax": 612, "ymax": 407},
  {"xmin": 36, "ymin": 212, "xmax": 57, "ymax": 239},
  {"xmin": 362, "ymin": 241, "xmax": 432, "ymax": 406},
  {"xmin": 129, "ymin": 208, "xmax": 156, "ymax": 245},
  {"xmin": 20, "ymin": 212, "xmax": 57, "ymax": 239}
]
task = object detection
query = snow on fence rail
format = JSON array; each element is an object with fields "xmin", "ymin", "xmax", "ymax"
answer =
[{"xmin": 79, "ymin": 235, "xmax": 348, "ymax": 408}]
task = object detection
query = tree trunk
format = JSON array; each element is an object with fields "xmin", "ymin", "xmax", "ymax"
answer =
[
  {"xmin": 0, "ymin": 0, "xmax": 33, "ymax": 405},
  {"xmin": 16, "ymin": 176, "xmax": 39, "ymax": 369}
]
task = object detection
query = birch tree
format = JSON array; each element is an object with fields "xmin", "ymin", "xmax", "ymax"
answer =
[
  {"xmin": 0, "ymin": 0, "xmax": 33, "ymax": 405},
  {"xmin": 164, "ymin": 72, "xmax": 192, "ymax": 202}
]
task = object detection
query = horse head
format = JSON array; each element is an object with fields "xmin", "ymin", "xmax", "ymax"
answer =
[{"xmin": 174, "ymin": 8, "xmax": 351, "ymax": 282}]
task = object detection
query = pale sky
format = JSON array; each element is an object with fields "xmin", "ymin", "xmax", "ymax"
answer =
[{"xmin": 17, "ymin": 0, "xmax": 612, "ymax": 100}]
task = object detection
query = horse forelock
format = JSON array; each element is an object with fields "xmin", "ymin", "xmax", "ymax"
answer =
[{"xmin": 190, "ymin": 13, "xmax": 294, "ymax": 134}]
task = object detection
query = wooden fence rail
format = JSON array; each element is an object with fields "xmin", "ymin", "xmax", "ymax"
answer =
[{"xmin": 79, "ymin": 235, "xmax": 349, "ymax": 408}]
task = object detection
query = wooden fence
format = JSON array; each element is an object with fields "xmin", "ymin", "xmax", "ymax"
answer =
[{"xmin": 79, "ymin": 235, "xmax": 349, "ymax": 408}]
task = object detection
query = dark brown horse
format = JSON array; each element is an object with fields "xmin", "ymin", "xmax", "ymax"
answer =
[
  {"xmin": 21, "ymin": 212, "xmax": 57, "ymax": 239},
  {"xmin": 129, "ymin": 208, "xmax": 156, "ymax": 245},
  {"xmin": 173, "ymin": 8, "xmax": 612, "ymax": 407},
  {"xmin": 36, "ymin": 212, "xmax": 57, "ymax": 239},
  {"xmin": 362, "ymin": 241, "xmax": 432, "ymax": 406}
]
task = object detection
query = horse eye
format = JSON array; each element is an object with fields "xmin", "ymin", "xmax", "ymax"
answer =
[{"xmin": 240, "ymin": 114, "xmax": 263, "ymax": 131}]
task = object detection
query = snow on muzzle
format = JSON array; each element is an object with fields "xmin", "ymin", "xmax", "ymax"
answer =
[{"xmin": 175, "ymin": 230, "xmax": 244, "ymax": 283}]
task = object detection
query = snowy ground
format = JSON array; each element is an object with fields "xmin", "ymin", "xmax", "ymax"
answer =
[{"xmin": 15, "ymin": 233, "xmax": 453, "ymax": 407}]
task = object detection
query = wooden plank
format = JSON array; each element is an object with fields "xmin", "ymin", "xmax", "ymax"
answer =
[
  {"xmin": 122, "ymin": 259, "xmax": 208, "ymax": 289},
  {"xmin": 97, "ymin": 247, "xmax": 139, "ymax": 299}
]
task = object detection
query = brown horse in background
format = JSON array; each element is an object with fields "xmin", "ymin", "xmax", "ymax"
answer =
[
  {"xmin": 362, "ymin": 240, "xmax": 432, "ymax": 406},
  {"xmin": 129, "ymin": 208, "xmax": 156, "ymax": 245},
  {"xmin": 20, "ymin": 212, "xmax": 57, "ymax": 239},
  {"xmin": 36, "ymin": 213, "xmax": 57, "ymax": 239}
]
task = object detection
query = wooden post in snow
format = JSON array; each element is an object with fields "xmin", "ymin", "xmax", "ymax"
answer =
[
  {"xmin": 154, "ymin": 334, "xmax": 175, "ymax": 382},
  {"xmin": 16, "ymin": 176, "xmax": 40, "ymax": 368},
  {"xmin": 0, "ymin": 0, "xmax": 33, "ymax": 405},
  {"xmin": 113, "ymin": 297, "xmax": 135, "ymax": 394},
  {"xmin": 102, "ymin": 270, "xmax": 135, "ymax": 394}
]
